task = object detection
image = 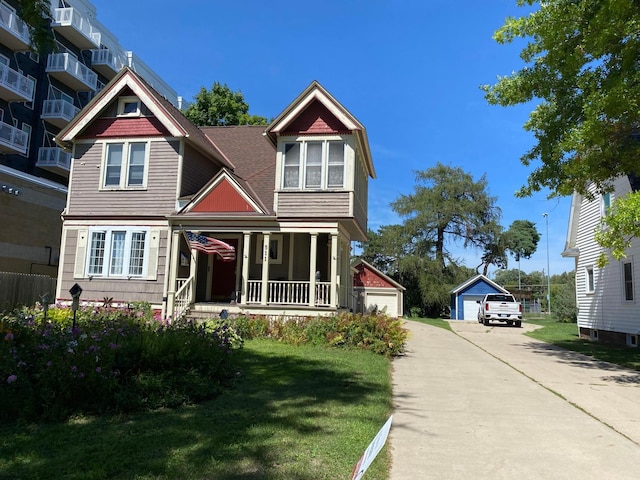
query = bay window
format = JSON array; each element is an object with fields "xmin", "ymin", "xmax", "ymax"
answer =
[{"xmin": 282, "ymin": 139, "xmax": 345, "ymax": 190}]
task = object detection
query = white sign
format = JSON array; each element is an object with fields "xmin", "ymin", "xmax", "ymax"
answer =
[{"xmin": 350, "ymin": 416, "xmax": 393, "ymax": 480}]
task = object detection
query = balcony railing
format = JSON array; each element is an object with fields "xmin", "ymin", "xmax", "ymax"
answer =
[
  {"xmin": 36, "ymin": 147, "xmax": 71, "ymax": 176},
  {"xmin": 0, "ymin": 3, "xmax": 30, "ymax": 50},
  {"xmin": 91, "ymin": 48, "xmax": 126, "ymax": 79},
  {"xmin": 246, "ymin": 280, "xmax": 332, "ymax": 306},
  {"xmin": 52, "ymin": 7, "xmax": 100, "ymax": 49},
  {"xmin": 0, "ymin": 62, "xmax": 34, "ymax": 102},
  {"xmin": 46, "ymin": 53, "xmax": 97, "ymax": 91},
  {"xmin": 41, "ymin": 99, "xmax": 80, "ymax": 128},
  {"xmin": 0, "ymin": 121, "xmax": 28, "ymax": 154}
]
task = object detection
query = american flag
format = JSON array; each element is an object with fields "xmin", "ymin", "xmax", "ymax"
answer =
[{"xmin": 185, "ymin": 231, "xmax": 235, "ymax": 261}]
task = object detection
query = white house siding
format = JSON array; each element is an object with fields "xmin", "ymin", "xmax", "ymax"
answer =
[
  {"xmin": 67, "ymin": 140, "xmax": 180, "ymax": 217},
  {"xmin": 574, "ymin": 177, "xmax": 640, "ymax": 338}
]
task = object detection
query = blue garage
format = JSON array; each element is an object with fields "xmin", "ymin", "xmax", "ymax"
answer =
[{"xmin": 450, "ymin": 275, "xmax": 509, "ymax": 321}]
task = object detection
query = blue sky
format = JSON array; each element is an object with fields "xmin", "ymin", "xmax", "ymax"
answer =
[{"xmin": 91, "ymin": 0, "xmax": 575, "ymax": 278}]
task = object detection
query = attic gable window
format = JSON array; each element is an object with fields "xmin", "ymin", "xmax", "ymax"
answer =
[
  {"xmin": 117, "ymin": 96, "xmax": 141, "ymax": 117},
  {"xmin": 282, "ymin": 139, "xmax": 345, "ymax": 190}
]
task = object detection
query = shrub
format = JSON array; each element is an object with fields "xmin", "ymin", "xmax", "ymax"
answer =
[
  {"xmin": 0, "ymin": 305, "xmax": 243, "ymax": 422},
  {"xmin": 230, "ymin": 311, "xmax": 408, "ymax": 357}
]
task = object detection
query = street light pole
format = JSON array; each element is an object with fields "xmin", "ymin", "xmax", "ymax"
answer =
[{"xmin": 542, "ymin": 213, "xmax": 551, "ymax": 315}]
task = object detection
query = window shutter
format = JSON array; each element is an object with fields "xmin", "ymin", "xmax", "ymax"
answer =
[
  {"xmin": 146, "ymin": 228, "xmax": 161, "ymax": 280},
  {"xmin": 74, "ymin": 228, "xmax": 88, "ymax": 279}
]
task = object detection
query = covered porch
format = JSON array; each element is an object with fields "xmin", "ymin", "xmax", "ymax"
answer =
[{"xmin": 164, "ymin": 228, "xmax": 354, "ymax": 319}]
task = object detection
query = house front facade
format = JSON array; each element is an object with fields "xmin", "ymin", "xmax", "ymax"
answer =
[
  {"xmin": 54, "ymin": 67, "xmax": 375, "ymax": 319},
  {"xmin": 562, "ymin": 175, "xmax": 640, "ymax": 346}
]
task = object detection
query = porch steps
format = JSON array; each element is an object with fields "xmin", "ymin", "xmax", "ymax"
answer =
[{"xmin": 187, "ymin": 303, "xmax": 243, "ymax": 322}]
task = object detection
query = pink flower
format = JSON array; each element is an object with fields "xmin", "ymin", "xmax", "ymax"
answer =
[
  {"xmin": 6, "ymin": 375, "xmax": 17, "ymax": 384},
  {"xmin": 4, "ymin": 332, "xmax": 13, "ymax": 341}
]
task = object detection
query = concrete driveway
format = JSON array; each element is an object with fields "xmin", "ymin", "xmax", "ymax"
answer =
[{"xmin": 389, "ymin": 320, "xmax": 640, "ymax": 479}]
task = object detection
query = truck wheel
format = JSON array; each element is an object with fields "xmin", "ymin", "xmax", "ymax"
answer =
[
  {"xmin": 515, "ymin": 320, "xmax": 522, "ymax": 328},
  {"xmin": 483, "ymin": 318, "xmax": 490, "ymax": 326},
  {"xmin": 507, "ymin": 320, "xmax": 513, "ymax": 326}
]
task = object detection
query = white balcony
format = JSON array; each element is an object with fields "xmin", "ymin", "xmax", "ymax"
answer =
[
  {"xmin": 41, "ymin": 99, "xmax": 80, "ymax": 128},
  {"xmin": 0, "ymin": 63, "xmax": 34, "ymax": 102},
  {"xmin": 0, "ymin": 3, "xmax": 30, "ymax": 51},
  {"xmin": 0, "ymin": 121, "xmax": 28, "ymax": 154},
  {"xmin": 36, "ymin": 147, "xmax": 71, "ymax": 176},
  {"xmin": 91, "ymin": 48, "xmax": 126, "ymax": 79},
  {"xmin": 51, "ymin": 7, "xmax": 100, "ymax": 49},
  {"xmin": 46, "ymin": 53, "xmax": 97, "ymax": 91}
]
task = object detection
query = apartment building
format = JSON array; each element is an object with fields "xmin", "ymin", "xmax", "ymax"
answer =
[{"xmin": 0, "ymin": 0, "xmax": 178, "ymax": 277}]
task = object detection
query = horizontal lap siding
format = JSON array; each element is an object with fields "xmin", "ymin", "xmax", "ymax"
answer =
[
  {"xmin": 576, "ymin": 177, "xmax": 640, "ymax": 334},
  {"xmin": 180, "ymin": 144, "xmax": 220, "ymax": 196},
  {"xmin": 277, "ymin": 191, "xmax": 351, "ymax": 217},
  {"xmin": 59, "ymin": 228, "xmax": 168, "ymax": 305},
  {"xmin": 68, "ymin": 141, "xmax": 180, "ymax": 216}
]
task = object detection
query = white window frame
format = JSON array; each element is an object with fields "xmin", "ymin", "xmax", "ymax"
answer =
[
  {"xmin": 585, "ymin": 265, "xmax": 595, "ymax": 294},
  {"xmin": 281, "ymin": 137, "xmax": 346, "ymax": 191},
  {"xmin": 255, "ymin": 234, "xmax": 283, "ymax": 264},
  {"xmin": 117, "ymin": 96, "xmax": 141, "ymax": 117},
  {"xmin": 627, "ymin": 334, "xmax": 638, "ymax": 348},
  {"xmin": 623, "ymin": 260, "xmax": 634, "ymax": 302},
  {"xmin": 85, "ymin": 226, "xmax": 150, "ymax": 279},
  {"xmin": 101, "ymin": 140, "xmax": 149, "ymax": 190}
]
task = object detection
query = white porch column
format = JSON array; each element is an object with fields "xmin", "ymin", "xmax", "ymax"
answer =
[
  {"xmin": 260, "ymin": 233, "xmax": 270, "ymax": 305},
  {"xmin": 164, "ymin": 229, "xmax": 181, "ymax": 319},
  {"xmin": 309, "ymin": 233, "xmax": 318, "ymax": 307},
  {"xmin": 240, "ymin": 232, "xmax": 251, "ymax": 305},
  {"xmin": 330, "ymin": 233, "xmax": 339, "ymax": 308},
  {"xmin": 190, "ymin": 232, "xmax": 199, "ymax": 303}
]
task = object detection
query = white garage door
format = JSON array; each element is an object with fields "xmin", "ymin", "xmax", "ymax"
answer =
[
  {"xmin": 462, "ymin": 295, "xmax": 484, "ymax": 320},
  {"xmin": 366, "ymin": 293, "xmax": 398, "ymax": 317}
]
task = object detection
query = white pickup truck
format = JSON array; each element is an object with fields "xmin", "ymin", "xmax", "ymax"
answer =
[{"xmin": 477, "ymin": 293, "xmax": 522, "ymax": 327}]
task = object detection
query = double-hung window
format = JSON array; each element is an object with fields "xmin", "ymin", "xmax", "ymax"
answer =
[
  {"xmin": 103, "ymin": 141, "xmax": 148, "ymax": 189},
  {"xmin": 623, "ymin": 261, "xmax": 634, "ymax": 302},
  {"xmin": 282, "ymin": 139, "xmax": 345, "ymax": 190},
  {"xmin": 87, "ymin": 227, "xmax": 148, "ymax": 278}
]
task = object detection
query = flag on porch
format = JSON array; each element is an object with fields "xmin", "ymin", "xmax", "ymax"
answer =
[{"xmin": 185, "ymin": 231, "xmax": 235, "ymax": 261}]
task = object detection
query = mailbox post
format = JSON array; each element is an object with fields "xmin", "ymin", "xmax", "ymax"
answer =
[{"xmin": 69, "ymin": 283, "xmax": 83, "ymax": 330}]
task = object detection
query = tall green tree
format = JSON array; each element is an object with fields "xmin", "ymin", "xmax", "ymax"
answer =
[
  {"xmin": 183, "ymin": 83, "xmax": 268, "ymax": 126},
  {"xmin": 504, "ymin": 219, "xmax": 540, "ymax": 287},
  {"xmin": 483, "ymin": 0, "xmax": 640, "ymax": 199},
  {"xmin": 391, "ymin": 162, "xmax": 501, "ymax": 271}
]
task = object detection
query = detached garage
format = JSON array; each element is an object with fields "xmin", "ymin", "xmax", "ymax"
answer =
[
  {"xmin": 450, "ymin": 274, "xmax": 509, "ymax": 321},
  {"xmin": 353, "ymin": 260, "xmax": 405, "ymax": 318}
]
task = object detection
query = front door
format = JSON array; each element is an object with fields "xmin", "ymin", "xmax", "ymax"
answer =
[{"xmin": 211, "ymin": 238, "xmax": 238, "ymax": 302}]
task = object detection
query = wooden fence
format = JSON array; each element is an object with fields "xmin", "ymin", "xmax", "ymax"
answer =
[{"xmin": 0, "ymin": 272, "xmax": 57, "ymax": 311}]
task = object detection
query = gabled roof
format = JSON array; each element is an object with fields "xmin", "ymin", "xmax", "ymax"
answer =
[
  {"xmin": 265, "ymin": 80, "xmax": 376, "ymax": 179},
  {"xmin": 352, "ymin": 259, "xmax": 405, "ymax": 291},
  {"xmin": 201, "ymin": 125, "xmax": 275, "ymax": 215},
  {"xmin": 55, "ymin": 67, "xmax": 233, "ymax": 169},
  {"xmin": 180, "ymin": 168, "xmax": 266, "ymax": 215},
  {"xmin": 450, "ymin": 274, "xmax": 508, "ymax": 295}
]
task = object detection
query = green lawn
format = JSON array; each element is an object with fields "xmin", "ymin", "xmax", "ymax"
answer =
[
  {"xmin": 524, "ymin": 316, "xmax": 640, "ymax": 371},
  {"xmin": 0, "ymin": 339, "xmax": 392, "ymax": 480}
]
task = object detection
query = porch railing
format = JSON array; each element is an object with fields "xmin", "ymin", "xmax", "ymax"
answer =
[
  {"xmin": 173, "ymin": 276, "xmax": 193, "ymax": 320},
  {"xmin": 246, "ymin": 280, "xmax": 332, "ymax": 306}
]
